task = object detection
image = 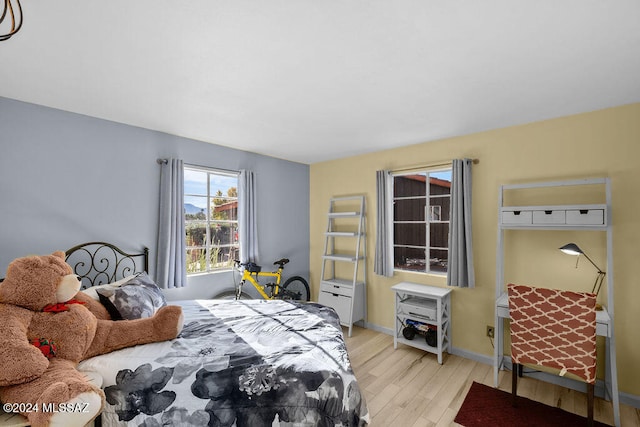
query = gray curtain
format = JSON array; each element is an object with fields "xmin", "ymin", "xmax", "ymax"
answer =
[
  {"xmin": 374, "ymin": 170, "xmax": 393, "ymax": 277},
  {"xmin": 156, "ymin": 158, "xmax": 187, "ymax": 288},
  {"xmin": 447, "ymin": 158, "xmax": 475, "ymax": 287},
  {"xmin": 239, "ymin": 169, "xmax": 259, "ymax": 263}
]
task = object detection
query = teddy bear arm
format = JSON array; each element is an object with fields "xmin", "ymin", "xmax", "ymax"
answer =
[
  {"xmin": 0, "ymin": 305, "xmax": 49, "ymax": 386},
  {"xmin": 83, "ymin": 305, "xmax": 183, "ymax": 359}
]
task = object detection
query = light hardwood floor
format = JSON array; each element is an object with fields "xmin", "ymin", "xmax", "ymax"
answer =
[{"xmin": 343, "ymin": 326, "xmax": 640, "ymax": 427}]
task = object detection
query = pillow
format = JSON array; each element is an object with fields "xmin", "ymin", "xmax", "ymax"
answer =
[
  {"xmin": 95, "ymin": 272, "xmax": 167, "ymax": 320},
  {"xmin": 97, "ymin": 292, "xmax": 124, "ymax": 321},
  {"xmin": 81, "ymin": 274, "xmax": 138, "ymax": 301}
]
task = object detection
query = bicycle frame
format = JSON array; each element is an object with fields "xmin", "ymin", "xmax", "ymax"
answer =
[{"xmin": 237, "ymin": 265, "xmax": 284, "ymax": 300}]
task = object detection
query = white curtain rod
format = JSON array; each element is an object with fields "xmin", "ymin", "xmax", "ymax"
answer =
[{"xmin": 156, "ymin": 158, "xmax": 239, "ymax": 175}]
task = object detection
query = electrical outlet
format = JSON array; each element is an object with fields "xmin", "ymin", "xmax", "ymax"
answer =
[{"xmin": 486, "ymin": 325, "xmax": 495, "ymax": 338}]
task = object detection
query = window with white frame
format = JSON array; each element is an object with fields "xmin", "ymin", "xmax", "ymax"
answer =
[
  {"xmin": 184, "ymin": 166, "xmax": 239, "ymax": 274},
  {"xmin": 393, "ymin": 168, "xmax": 452, "ymax": 274}
]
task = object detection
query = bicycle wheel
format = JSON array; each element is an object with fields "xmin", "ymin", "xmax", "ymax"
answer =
[
  {"xmin": 214, "ymin": 289, "xmax": 253, "ymax": 300},
  {"xmin": 279, "ymin": 276, "xmax": 310, "ymax": 301}
]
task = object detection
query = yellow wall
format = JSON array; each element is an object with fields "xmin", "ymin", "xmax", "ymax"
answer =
[{"xmin": 309, "ymin": 103, "xmax": 640, "ymax": 395}]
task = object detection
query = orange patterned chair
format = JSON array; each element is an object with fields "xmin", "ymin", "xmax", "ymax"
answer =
[{"xmin": 507, "ymin": 283, "xmax": 597, "ymax": 426}]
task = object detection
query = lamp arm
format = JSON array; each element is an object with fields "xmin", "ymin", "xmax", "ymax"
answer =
[
  {"xmin": 591, "ymin": 271, "xmax": 607, "ymax": 296},
  {"xmin": 581, "ymin": 252, "xmax": 605, "ymax": 274}
]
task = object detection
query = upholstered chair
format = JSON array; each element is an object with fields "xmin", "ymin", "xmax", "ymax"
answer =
[{"xmin": 507, "ymin": 283, "xmax": 597, "ymax": 427}]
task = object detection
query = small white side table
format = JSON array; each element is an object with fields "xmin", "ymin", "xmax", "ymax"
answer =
[{"xmin": 392, "ymin": 282, "xmax": 452, "ymax": 364}]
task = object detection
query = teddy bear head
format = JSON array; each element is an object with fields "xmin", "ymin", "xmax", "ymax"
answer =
[{"xmin": 0, "ymin": 251, "xmax": 82, "ymax": 311}]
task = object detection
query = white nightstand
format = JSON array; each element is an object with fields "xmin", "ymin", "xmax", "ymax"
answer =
[{"xmin": 391, "ymin": 282, "xmax": 452, "ymax": 364}]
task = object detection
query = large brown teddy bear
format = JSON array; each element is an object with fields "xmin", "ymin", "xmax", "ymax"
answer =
[{"xmin": 0, "ymin": 251, "xmax": 183, "ymax": 426}]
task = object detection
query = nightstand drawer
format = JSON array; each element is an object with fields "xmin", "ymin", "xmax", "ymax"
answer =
[
  {"xmin": 320, "ymin": 281, "xmax": 352, "ymax": 297},
  {"xmin": 318, "ymin": 291, "xmax": 351, "ymax": 323}
]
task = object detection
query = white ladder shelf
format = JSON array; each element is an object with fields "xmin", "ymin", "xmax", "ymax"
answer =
[{"xmin": 318, "ymin": 195, "xmax": 366, "ymax": 337}]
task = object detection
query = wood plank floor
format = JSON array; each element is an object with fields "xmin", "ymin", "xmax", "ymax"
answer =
[{"xmin": 343, "ymin": 326, "xmax": 640, "ymax": 427}]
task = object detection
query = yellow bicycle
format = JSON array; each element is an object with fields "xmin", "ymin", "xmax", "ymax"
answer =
[{"xmin": 215, "ymin": 258, "xmax": 310, "ymax": 301}]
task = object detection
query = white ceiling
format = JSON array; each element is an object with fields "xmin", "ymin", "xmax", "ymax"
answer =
[{"xmin": 2, "ymin": 1, "xmax": 639, "ymax": 164}]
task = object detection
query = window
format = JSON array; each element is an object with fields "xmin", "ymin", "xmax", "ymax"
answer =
[
  {"xmin": 393, "ymin": 168, "xmax": 452, "ymax": 274},
  {"xmin": 184, "ymin": 166, "xmax": 239, "ymax": 274}
]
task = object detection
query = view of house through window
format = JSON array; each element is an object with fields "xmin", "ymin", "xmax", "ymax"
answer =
[
  {"xmin": 393, "ymin": 168, "xmax": 452, "ymax": 274},
  {"xmin": 184, "ymin": 167, "xmax": 239, "ymax": 274}
]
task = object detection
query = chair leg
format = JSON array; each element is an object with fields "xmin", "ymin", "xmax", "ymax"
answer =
[
  {"xmin": 587, "ymin": 382, "xmax": 594, "ymax": 427},
  {"xmin": 512, "ymin": 362, "xmax": 518, "ymax": 407},
  {"xmin": 518, "ymin": 363, "xmax": 524, "ymax": 377}
]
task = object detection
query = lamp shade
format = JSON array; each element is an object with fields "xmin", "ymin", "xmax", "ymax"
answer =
[{"xmin": 559, "ymin": 243, "xmax": 583, "ymax": 256}]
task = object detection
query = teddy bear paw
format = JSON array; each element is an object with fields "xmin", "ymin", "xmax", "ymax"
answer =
[
  {"xmin": 48, "ymin": 391, "xmax": 103, "ymax": 427},
  {"xmin": 154, "ymin": 305, "xmax": 184, "ymax": 339}
]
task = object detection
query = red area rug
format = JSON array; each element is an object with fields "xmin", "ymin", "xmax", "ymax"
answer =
[{"xmin": 454, "ymin": 381, "xmax": 611, "ymax": 427}]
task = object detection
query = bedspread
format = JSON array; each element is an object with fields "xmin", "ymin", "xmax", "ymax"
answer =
[{"xmin": 78, "ymin": 299, "xmax": 369, "ymax": 426}]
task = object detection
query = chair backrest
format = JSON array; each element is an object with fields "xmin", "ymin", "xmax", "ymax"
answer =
[{"xmin": 507, "ymin": 283, "xmax": 597, "ymax": 384}]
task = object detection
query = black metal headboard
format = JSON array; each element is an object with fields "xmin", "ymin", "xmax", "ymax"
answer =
[{"xmin": 65, "ymin": 242, "xmax": 149, "ymax": 289}]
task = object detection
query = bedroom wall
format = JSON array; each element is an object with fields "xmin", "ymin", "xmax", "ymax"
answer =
[
  {"xmin": 0, "ymin": 97, "xmax": 310, "ymax": 299},
  {"xmin": 309, "ymin": 102, "xmax": 640, "ymax": 397}
]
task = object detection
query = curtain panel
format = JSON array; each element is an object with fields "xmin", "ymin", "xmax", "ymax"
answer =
[
  {"xmin": 374, "ymin": 170, "xmax": 393, "ymax": 277},
  {"xmin": 239, "ymin": 169, "xmax": 259, "ymax": 264},
  {"xmin": 156, "ymin": 158, "xmax": 187, "ymax": 288},
  {"xmin": 447, "ymin": 158, "xmax": 475, "ymax": 288}
]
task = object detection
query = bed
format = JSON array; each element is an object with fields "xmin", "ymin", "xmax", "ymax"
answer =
[{"xmin": 65, "ymin": 242, "xmax": 369, "ymax": 427}]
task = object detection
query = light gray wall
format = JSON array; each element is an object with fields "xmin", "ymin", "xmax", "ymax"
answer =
[{"xmin": 0, "ymin": 97, "xmax": 310, "ymax": 300}]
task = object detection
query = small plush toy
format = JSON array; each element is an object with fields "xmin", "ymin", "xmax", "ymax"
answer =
[{"xmin": 0, "ymin": 251, "xmax": 183, "ymax": 426}]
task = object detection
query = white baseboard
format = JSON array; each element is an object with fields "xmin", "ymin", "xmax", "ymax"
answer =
[
  {"xmin": 361, "ymin": 321, "xmax": 640, "ymax": 409},
  {"xmin": 361, "ymin": 321, "xmax": 393, "ymax": 336}
]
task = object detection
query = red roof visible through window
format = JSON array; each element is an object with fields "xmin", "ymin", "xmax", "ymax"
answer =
[{"xmin": 401, "ymin": 174, "xmax": 451, "ymax": 188}]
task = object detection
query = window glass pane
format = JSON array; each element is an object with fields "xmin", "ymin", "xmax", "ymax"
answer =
[
  {"xmin": 184, "ymin": 170, "xmax": 208, "ymax": 195},
  {"xmin": 394, "ymin": 174, "xmax": 426, "ymax": 197},
  {"xmin": 185, "ymin": 222, "xmax": 207, "ymax": 246},
  {"xmin": 430, "ymin": 170, "xmax": 452, "ymax": 185},
  {"xmin": 228, "ymin": 243, "xmax": 240, "ymax": 264},
  {"xmin": 394, "ymin": 223, "xmax": 426, "ymax": 246},
  {"xmin": 186, "ymin": 247, "xmax": 207, "ymax": 274},
  {"xmin": 209, "ymin": 223, "xmax": 232, "ymax": 246},
  {"xmin": 184, "ymin": 195, "xmax": 208, "ymax": 219},
  {"xmin": 394, "ymin": 198, "xmax": 425, "ymax": 222},
  {"xmin": 216, "ymin": 248, "xmax": 230, "ymax": 268},
  {"xmin": 212, "ymin": 197, "xmax": 238, "ymax": 221},
  {"xmin": 429, "ymin": 174, "xmax": 451, "ymax": 196},
  {"xmin": 430, "ymin": 197, "xmax": 450, "ymax": 221},
  {"xmin": 429, "ymin": 249, "xmax": 448, "ymax": 273},
  {"xmin": 430, "ymin": 223, "xmax": 449, "ymax": 248},
  {"xmin": 394, "ymin": 246, "xmax": 426, "ymax": 272},
  {"xmin": 230, "ymin": 223, "xmax": 239, "ymax": 246},
  {"xmin": 210, "ymin": 175, "xmax": 238, "ymax": 197},
  {"xmin": 209, "ymin": 244, "xmax": 226, "ymax": 268}
]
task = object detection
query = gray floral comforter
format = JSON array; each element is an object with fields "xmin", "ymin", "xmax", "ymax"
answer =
[{"xmin": 78, "ymin": 299, "xmax": 369, "ymax": 426}]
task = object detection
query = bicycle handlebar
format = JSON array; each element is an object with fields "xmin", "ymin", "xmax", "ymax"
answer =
[{"xmin": 234, "ymin": 258, "xmax": 290, "ymax": 268}]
